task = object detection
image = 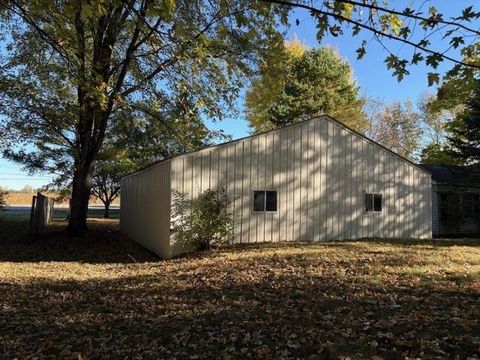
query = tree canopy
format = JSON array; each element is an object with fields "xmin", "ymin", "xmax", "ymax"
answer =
[
  {"xmin": 0, "ymin": 0, "xmax": 286, "ymax": 233},
  {"xmin": 261, "ymin": 0, "xmax": 480, "ymax": 84},
  {"xmin": 367, "ymin": 100, "xmax": 421, "ymax": 160},
  {"xmin": 420, "ymin": 43, "xmax": 480, "ymax": 165},
  {"xmin": 246, "ymin": 42, "xmax": 367, "ymax": 133},
  {"xmin": 445, "ymin": 84, "xmax": 480, "ymax": 164}
]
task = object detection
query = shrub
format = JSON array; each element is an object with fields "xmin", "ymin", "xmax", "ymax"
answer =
[
  {"xmin": 171, "ymin": 188, "xmax": 235, "ymax": 252},
  {"xmin": 0, "ymin": 189, "xmax": 8, "ymax": 210}
]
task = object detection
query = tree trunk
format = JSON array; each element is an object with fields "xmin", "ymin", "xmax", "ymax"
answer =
[
  {"xmin": 67, "ymin": 163, "xmax": 93, "ymax": 234},
  {"xmin": 104, "ymin": 202, "xmax": 110, "ymax": 219}
]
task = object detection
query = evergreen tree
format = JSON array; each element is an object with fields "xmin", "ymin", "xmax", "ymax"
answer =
[
  {"xmin": 247, "ymin": 45, "xmax": 367, "ymax": 133},
  {"xmin": 447, "ymin": 84, "xmax": 480, "ymax": 164}
]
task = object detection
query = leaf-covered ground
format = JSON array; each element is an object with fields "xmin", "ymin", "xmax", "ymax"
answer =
[{"xmin": 0, "ymin": 214, "xmax": 479, "ymax": 359}]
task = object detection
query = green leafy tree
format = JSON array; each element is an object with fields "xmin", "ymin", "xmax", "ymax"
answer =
[
  {"xmin": 420, "ymin": 143, "xmax": 462, "ymax": 166},
  {"xmin": 246, "ymin": 37, "xmax": 306, "ymax": 132},
  {"xmin": 91, "ymin": 148, "xmax": 131, "ymax": 219},
  {"xmin": 0, "ymin": 0, "xmax": 286, "ymax": 234},
  {"xmin": 0, "ymin": 188, "xmax": 8, "ymax": 210},
  {"xmin": 247, "ymin": 45, "xmax": 367, "ymax": 133},
  {"xmin": 367, "ymin": 100, "xmax": 422, "ymax": 160},
  {"xmin": 423, "ymin": 42, "xmax": 480, "ymax": 165}
]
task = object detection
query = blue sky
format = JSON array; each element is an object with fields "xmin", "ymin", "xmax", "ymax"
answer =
[{"xmin": 0, "ymin": 1, "xmax": 478, "ymax": 190}]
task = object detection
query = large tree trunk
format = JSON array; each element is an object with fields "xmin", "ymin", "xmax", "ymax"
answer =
[
  {"xmin": 103, "ymin": 201, "xmax": 110, "ymax": 219},
  {"xmin": 67, "ymin": 162, "xmax": 93, "ymax": 234}
]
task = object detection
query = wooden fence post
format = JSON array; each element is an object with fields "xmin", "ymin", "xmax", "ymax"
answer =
[
  {"xmin": 28, "ymin": 192, "xmax": 55, "ymax": 241},
  {"xmin": 28, "ymin": 195, "xmax": 37, "ymax": 242}
]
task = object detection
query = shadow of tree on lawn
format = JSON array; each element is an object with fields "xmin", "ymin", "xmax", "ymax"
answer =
[{"xmin": 1, "ymin": 250, "xmax": 479, "ymax": 359}]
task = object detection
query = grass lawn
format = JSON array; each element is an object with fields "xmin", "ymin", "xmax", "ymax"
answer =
[{"xmin": 0, "ymin": 213, "xmax": 479, "ymax": 359}]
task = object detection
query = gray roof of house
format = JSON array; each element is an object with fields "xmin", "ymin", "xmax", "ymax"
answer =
[{"xmin": 422, "ymin": 164, "xmax": 480, "ymax": 187}]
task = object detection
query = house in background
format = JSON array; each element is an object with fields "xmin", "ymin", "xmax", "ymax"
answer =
[
  {"xmin": 423, "ymin": 165, "xmax": 480, "ymax": 237},
  {"xmin": 120, "ymin": 116, "xmax": 432, "ymax": 258}
]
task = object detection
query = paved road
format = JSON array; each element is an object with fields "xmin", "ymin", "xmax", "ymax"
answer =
[{"xmin": 3, "ymin": 205, "xmax": 120, "ymax": 212}]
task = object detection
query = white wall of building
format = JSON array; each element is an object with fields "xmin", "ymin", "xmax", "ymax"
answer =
[
  {"xmin": 169, "ymin": 116, "xmax": 432, "ymax": 249},
  {"xmin": 120, "ymin": 160, "xmax": 172, "ymax": 258}
]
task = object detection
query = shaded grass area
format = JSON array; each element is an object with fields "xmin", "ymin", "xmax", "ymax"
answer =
[{"xmin": 0, "ymin": 215, "xmax": 479, "ymax": 359}]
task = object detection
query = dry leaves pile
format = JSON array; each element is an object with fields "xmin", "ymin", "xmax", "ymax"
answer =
[{"xmin": 0, "ymin": 218, "xmax": 479, "ymax": 359}]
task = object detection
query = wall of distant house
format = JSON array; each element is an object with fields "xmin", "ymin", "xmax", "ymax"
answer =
[{"xmin": 432, "ymin": 183, "xmax": 480, "ymax": 236}]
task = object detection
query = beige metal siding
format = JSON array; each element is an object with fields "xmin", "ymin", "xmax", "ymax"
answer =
[
  {"xmin": 169, "ymin": 116, "xmax": 432, "ymax": 245},
  {"xmin": 120, "ymin": 160, "xmax": 171, "ymax": 258}
]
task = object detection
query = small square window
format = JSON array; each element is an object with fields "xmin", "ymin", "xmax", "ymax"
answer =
[
  {"xmin": 365, "ymin": 193, "xmax": 382, "ymax": 212},
  {"xmin": 253, "ymin": 190, "xmax": 277, "ymax": 212}
]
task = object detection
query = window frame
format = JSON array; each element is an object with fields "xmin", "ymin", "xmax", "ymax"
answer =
[
  {"xmin": 252, "ymin": 190, "xmax": 278, "ymax": 213},
  {"xmin": 462, "ymin": 192, "xmax": 480, "ymax": 219},
  {"xmin": 364, "ymin": 192, "xmax": 383, "ymax": 213}
]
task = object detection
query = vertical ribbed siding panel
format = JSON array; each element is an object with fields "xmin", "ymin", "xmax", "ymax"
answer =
[
  {"xmin": 396, "ymin": 158, "xmax": 403, "ymax": 238},
  {"xmin": 292, "ymin": 126, "xmax": 300, "ymax": 241},
  {"xmin": 408, "ymin": 166, "xmax": 414, "ymax": 237},
  {"xmin": 401, "ymin": 162, "xmax": 409, "ymax": 238},
  {"xmin": 385, "ymin": 152, "xmax": 394, "ymax": 238},
  {"xmin": 264, "ymin": 134, "xmax": 273, "ymax": 243},
  {"xmin": 378, "ymin": 150, "xmax": 384, "ymax": 238},
  {"xmin": 393, "ymin": 157, "xmax": 400, "ymax": 238},
  {"xmin": 302, "ymin": 123, "xmax": 310, "ymax": 241},
  {"xmin": 337, "ymin": 128, "xmax": 346, "ymax": 240},
  {"xmin": 328, "ymin": 121, "xmax": 335, "ymax": 240},
  {"xmin": 192, "ymin": 152, "xmax": 201, "ymax": 197},
  {"xmin": 310, "ymin": 122, "xmax": 316, "ymax": 241},
  {"xmin": 278, "ymin": 129, "xmax": 286, "ymax": 241},
  {"xmin": 251, "ymin": 138, "xmax": 258, "ymax": 243},
  {"xmin": 352, "ymin": 133, "xmax": 361, "ymax": 239},
  {"xmin": 242, "ymin": 140, "xmax": 251, "ymax": 244},
  {"xmin": 359, "ymin": 137, "xmax": 366, "ymax": 238},
  {"xmin": 120, "ymin": 160, "xmax": 171, "ymax": 258},
  {"xmin": 286, "ymin": 127, "xmax": 293, "ymax": 241},
  {"xmin": 210, "ymin": 148, "xmax": 219, "ymax": 191},
  {"xmin": 288, "ymin": 127, "xmax": 295, "ymax": 241},
  {"xmin": 271, "ymin": 134, "xmax": 279, "ymax": 242},
  {"xmin": 346, "ymin": 133, "xmax": 353, "ymax": 239},
  {"xmin": 235, "ymin": 142, "xmax": 244, "ymax": 243},
  {"xmin": 312, "ymin": 120, "xmax": 320, "ymax": 242},
  {"xmin": 366, "ymin": 141, "xmax": 373, "ymax": 238},
  {"xmin": 319, "ymin": 119, "xmax": 328, "ymax": 241},
  {"xmin": 332, "ymin": 125, "xmax": 340, "ymax": 240}
]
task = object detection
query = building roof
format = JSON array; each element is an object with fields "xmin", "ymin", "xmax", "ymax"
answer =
[
  {"xmin": 122, "ymin": 115, "xmax": 431, "ymax": 180},
  {"xmin": 422, "ymin": 164, "xmax": 480, "ymax": 187}
]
